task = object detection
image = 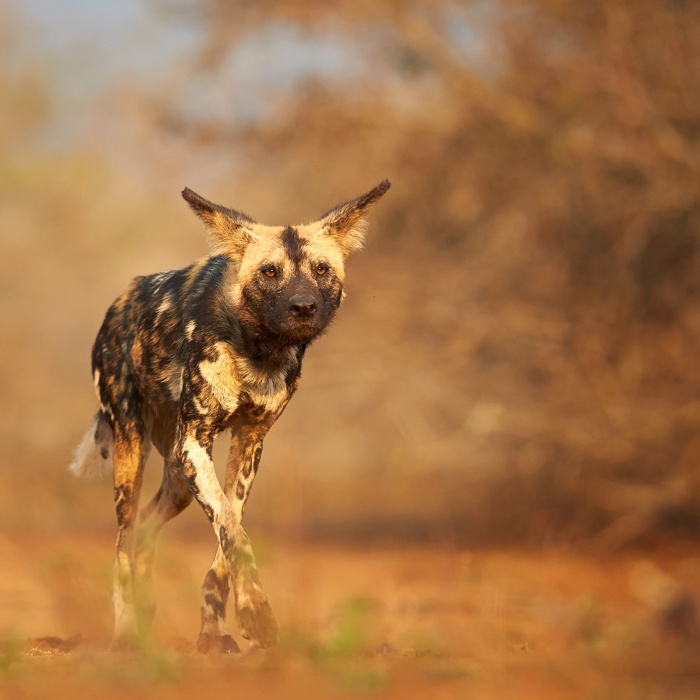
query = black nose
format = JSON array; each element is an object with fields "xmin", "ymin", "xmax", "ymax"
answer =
[{"xmin": 289, "ymin": 294, "xmax": 317, "ymax": 318}]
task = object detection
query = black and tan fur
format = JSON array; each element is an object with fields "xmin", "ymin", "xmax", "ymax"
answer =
[{"xmin": 70, "ymin": 181, "xmax": 390, "ymax": 652}]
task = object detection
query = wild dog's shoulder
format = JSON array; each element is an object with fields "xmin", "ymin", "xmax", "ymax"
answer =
[
  {"xmin": 176, "ymin": 346, "xmax": 235, "ymax": 426},
  {"xmin": 128, "ymin": 255, "xmax": 230, "ymax": 325},
  {"xmin": 96, "ymin": 265, "xmax": 194, "ymax": 338},
  {"xmin": 96, "ymin": 257, "xmax": 234, "ymax": 404},
  {"xmin": 123, "ymin": 256, "xmax": 233, "ymax": 360}
]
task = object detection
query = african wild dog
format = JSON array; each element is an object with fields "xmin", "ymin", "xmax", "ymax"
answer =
[{"xmin": 70, "ymin": 180, "xmax": 391, "ymax": 652}]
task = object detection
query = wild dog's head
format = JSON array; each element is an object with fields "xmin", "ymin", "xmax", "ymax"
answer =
[{"xmin": 182, "ymin": 181, "xmax": 391, "ymax": 346}]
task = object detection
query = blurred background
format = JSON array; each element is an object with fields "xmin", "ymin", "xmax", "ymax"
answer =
[{"xmin": 3, "ymin": 0, "xmax": 700, "ymax": 552}]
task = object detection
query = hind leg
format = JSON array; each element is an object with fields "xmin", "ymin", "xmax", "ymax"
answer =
[
  {"xmin": 132, "ymin": 460, "xmax": 194, "ymax": 628},
  {"xmin": 111, "ymin": 429, "xmax": 150, "ymax": 647}
]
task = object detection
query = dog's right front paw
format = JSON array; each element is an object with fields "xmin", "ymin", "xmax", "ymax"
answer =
[{"xmin": 196, "ymin": 632, "xmax": 241, "ymax": 654}]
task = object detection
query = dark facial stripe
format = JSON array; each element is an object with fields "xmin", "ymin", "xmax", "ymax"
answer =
[{"xmin": 281, "ymin": 226, "xmax": 305, "ymax": 265}]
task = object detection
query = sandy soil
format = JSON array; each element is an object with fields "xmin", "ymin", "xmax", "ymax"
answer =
[{"xmin": 1, "ymin": 532, "xmax": 699, "ymax": 699}]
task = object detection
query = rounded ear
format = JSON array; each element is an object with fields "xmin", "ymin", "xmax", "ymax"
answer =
[
  {"xmin": 182, "ymin": 187, "xmax": 257, "ymax": 259},
  {"xmin": 319, "ymin": 180, "xmax": 391, "ymax": 255}
]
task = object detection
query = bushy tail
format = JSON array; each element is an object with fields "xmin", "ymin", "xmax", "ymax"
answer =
[{"xmin": 69, "ymin": 411, "xmax": 113, "ymax": 478}]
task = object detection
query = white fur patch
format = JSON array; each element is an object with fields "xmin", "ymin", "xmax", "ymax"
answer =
[
  {"xmin": 186, "ymin": 320, "xmax": 196, "ymax": 340},
  {"xmin": 156, "ymin": 297, "xmax": 172, "ymax": 317},
  {"xmin": 69, "ymin": 414, "xmax": 112, "ymax": 479},
  {"xmin": 182, "ymin": 433, "xmax": 214, "ymax": 471},
  {"xmin": 181, "ymin": 434, "xmax": 229, "ymax": 520},
  {"xmin": 198, "ymin": 342, "xmax": 241, "ymax": 414}
]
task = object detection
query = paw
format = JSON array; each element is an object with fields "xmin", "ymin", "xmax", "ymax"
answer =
[
  {"xmin": 196, "ymin": 633, "xmax": 241, "ymax": 654},
  {"xmin": 236, "ymin": 596, "xmax": 279, "ymax": 649}
]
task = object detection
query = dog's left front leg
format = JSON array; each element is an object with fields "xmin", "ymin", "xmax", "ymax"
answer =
[
  {"xmin": 176, "ymin": 421, "xmax": 278, "ymax": 651},
  {"xmin": 199, "ymin": 421, "xmax": 276, "ymax": 651}
]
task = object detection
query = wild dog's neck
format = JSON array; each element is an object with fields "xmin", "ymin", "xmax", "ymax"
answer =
[{"xmin": 238, "ymin": 319, "xmax": 307, "ymax": 366}]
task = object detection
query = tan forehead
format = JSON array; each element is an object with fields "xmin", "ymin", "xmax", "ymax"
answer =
[{"xmin": 239, "ymin": 223, "xmax": 345, "ymax": 275}]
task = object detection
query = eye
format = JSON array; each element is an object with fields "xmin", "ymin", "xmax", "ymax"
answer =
[
  {"xmin": 262, "ymin": 266, "xmax": 276, "ymax": 278},
  {"xmin": 316, "ymin": 264, "xmax": 328, "ymax": 276}
]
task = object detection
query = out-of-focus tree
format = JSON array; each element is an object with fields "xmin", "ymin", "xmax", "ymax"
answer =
[
  {"xmin": 2, "ymin": 0, "xmax": 693, "ymax": 545},
  {"xmin": 137, "ymin": 0, "xmax": 700, "ymax": 546}
]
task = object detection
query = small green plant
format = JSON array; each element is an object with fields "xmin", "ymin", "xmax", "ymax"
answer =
[
  {"xmin": 323, "ymin": 597, "xmax": 375, "ymax": 659},
  {"xmin": 0, "ymin": 637, "xmax": 22, "ymax": 676},
  {"xmin": 302, "ymin": 597, "xmax": 391, "ymax": 694}
]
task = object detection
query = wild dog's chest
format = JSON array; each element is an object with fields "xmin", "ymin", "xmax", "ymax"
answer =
[{"xmin": 195, "ymin": 341, "xmax": 295, "ymax": 419}]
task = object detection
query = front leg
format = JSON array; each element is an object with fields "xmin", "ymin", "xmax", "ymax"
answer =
[
  {"xmin": 198, "ymin": 422, "xmax": 276, "ymax": 651},
  {"xmin": 176, "ymin": 420, "xmax": 278, "ymax": 651}
]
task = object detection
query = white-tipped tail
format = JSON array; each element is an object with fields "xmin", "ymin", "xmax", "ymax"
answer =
[{"xmin": 69, "ymin": 412, "xmax": 113, "ymax": 479}]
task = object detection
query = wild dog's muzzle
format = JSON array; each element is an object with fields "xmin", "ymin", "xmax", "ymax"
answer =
[
  {"xmin": 288, "ymin": 294, "xmax": 317, "ymax": 319},
  {"xmin": 276, "ymin": 290, "xmax": 325, "ymax": 343}
]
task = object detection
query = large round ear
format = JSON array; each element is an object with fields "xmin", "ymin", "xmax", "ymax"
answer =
[
  {"xmin": 182, "ymin": 187, "xmax": 258, "ymax": 260},
  {"xmin": 318, "ymin": 180, "xmax": 391, "ymax": 256}
]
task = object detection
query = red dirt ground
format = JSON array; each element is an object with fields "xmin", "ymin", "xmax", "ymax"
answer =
[{"xmin": 1, "ymin": 533, "xmax": 699, "ymax": 699}]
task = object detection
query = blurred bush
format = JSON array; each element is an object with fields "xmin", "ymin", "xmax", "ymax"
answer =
[{"xmin": 3, "ymin": 0, "xmax": 700, "ymax": 548}]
